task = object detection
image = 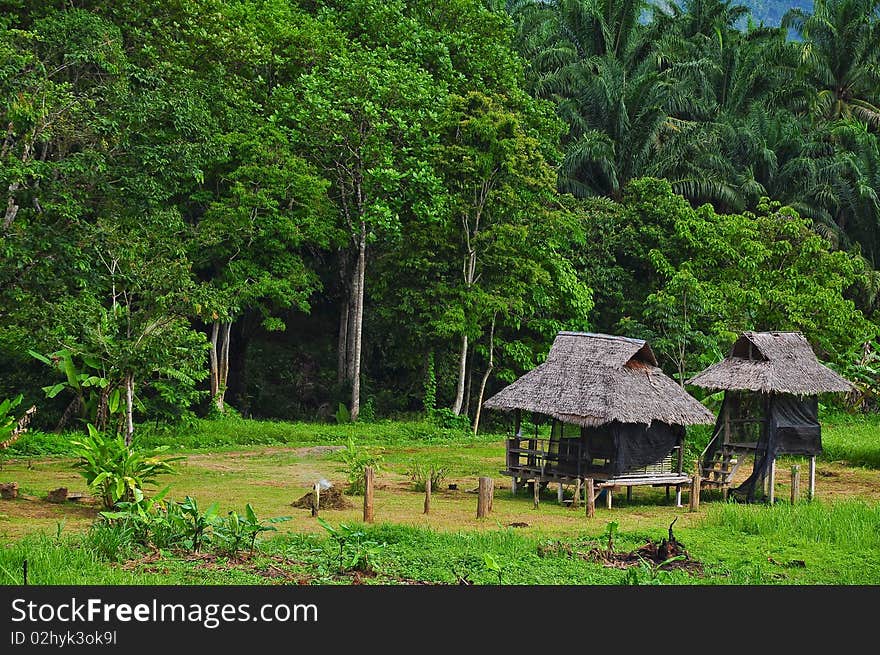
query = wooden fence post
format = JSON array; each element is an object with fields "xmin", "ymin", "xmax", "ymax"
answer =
[
  {"xmin": 477, "ymin": 476, "xmax": 492, "ymax": 518},
  {"xmin": 311, "ymin": 483, "xmax": 320, "ymax": 517},
  {"xmin": 790, "ymin": 465, "xmax": 800, "ymax": 504},
  {"xmin": 585, "ymin": 478, "xmax": 595, "ymax": 518},
  {"xmin": 423, "ymin": 474, "xmax": 431, "ymax": 515},
  {"xmin": 689, "ymin": 461, "xmax": 701, "ymax": 513},
  {"xmin": 363, "ymin": 466, "xmax": 374, "ymax": 523}
]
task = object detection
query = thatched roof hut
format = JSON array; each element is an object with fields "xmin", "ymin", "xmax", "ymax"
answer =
[
  {"xmin": 483, "ymin": 331, "xmax": 715, "ymax": 427},
  {"xmin": 686, "ymin": 331, "xmax": 853, "ymax": 395},
  {"xmin": 687, "ymin": 331, "xmax": 853, "ymax": 503}
]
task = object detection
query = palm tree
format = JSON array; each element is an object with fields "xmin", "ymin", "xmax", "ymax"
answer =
[{"xmin": 783, "ymin": 0, "xmax": 880, "ymax": 129}]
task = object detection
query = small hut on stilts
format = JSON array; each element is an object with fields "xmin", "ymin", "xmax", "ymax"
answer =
[
  {"xmin": 687, "ymin": 331, "xmax": 854, "ymax": 502},
  {"xmin": 482, "ymin": 332, "xmax": 715, "ymax": 508}
]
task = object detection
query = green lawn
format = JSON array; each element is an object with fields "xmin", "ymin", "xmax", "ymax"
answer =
[{"xmin": 1, "ymin": 414, "xmax": 879, "ymax": 585}]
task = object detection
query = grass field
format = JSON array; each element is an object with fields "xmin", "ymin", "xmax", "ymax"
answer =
[{"xmin": 1, "ymin": 413, "xmax": 879, "ymax": 585}]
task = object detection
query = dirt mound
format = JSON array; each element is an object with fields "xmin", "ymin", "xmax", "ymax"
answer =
[{"xmin": 291, "ymin": 486, "xmax": 352, "ymax": 510}]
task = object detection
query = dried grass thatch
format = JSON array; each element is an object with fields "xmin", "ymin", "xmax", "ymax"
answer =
[
  {"xmin": 482, "ymin": 332, "xmax": 715, "ymax": 427},
  {"xmin": 687, "ymin": 331, "xmax": 853, "ymax": 395}
]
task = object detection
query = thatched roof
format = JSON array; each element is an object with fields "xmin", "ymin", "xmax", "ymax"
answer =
[
  {"xmin": 687, "ymin": 331, "xmax": 853, "ymax": 395},
  {"xmin": 482, "ymin": 332, "xmax": 715, "ymax": 427}
]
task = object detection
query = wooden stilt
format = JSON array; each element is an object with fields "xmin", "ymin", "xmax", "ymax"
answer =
[
  {"xmin": 665, "ymin": 485, "xmax": 670, "ymax": 501},
  {"xmin": 769, "ymin": 457, "xmax": 776, "ymax": 504},
  {"xmin": 605, "ymin": 487, "xmax": 613, "ymax": 510},
  {"xmin": 511, "ymin": 478, "xmax": 518, "ymax": 496},
  {"xmin": 626, "ymin": 486, "xmax": 632, "ymax": 502},
  {"xmin": 809, "ymin": 456, "xmax": 816, "ymax": 501},
  {"xmin": 533, "ymin": 479, "xmax": 539, "ymax": 510},
  {"xmin": 572, "ymin": 478, "xmax": 581, "ymax": 509},
  {"xmin": 557, "ymin": 482, "xmax": 564, "ymax": 504},
  {"xmin": 790, "ymin": 465, "xmax": 800, "ymax": 504},
  {"xmin": 586, "ymin": 478, "xmax": 595, "ymax": 518},
  {"xmin": 675, "ymin": 485, "xmax": 682, "ymax": 508}
]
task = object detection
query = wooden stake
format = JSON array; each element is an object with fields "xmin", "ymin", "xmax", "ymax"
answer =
[
  {"xmin": 363, "ymin": 466, "xmax": 374, "ymax": 523},
  {"xmin": 586, "ymin": 478, "xmax": 595, "ymax": 518},
  {"xmin": 809, "ymin": 456, "xmax": 816, "ymax": 501},
  {"xmin": 790, "ymin": 465, "xmax": 800, "ymax": 505},
  {"xmin": 533, "ymin": 480, "xmax": 539, "ymax": 510},
  {"xmin": 768, "ymin": 457, "xmax": 776, "ymax": 504},
  {"xmin": 477, "ymin": 476, "xmax": 492, "ymax": 518},
  {"xmin": 423, "ymin": 474, "xmax": 431, "ymax": 515},
  {"xmin": 311, "ymin": 483, "xmax": 320, "ymax": 517},
  {"xmin": 689, "ymin": 461, "xmax": 701, "ymax": 512},
  {"xmin": 572, "ymin": 478, "xmax": 581, "ymax": 509}
]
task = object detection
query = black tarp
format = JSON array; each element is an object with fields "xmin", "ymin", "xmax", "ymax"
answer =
[
  {"xmin": 583, "ymin": 421, "xmax": 682, "ymax": 476},
  {"xmin": 704, "ymin": 392, "xmax": 821, "ymax": 502}
]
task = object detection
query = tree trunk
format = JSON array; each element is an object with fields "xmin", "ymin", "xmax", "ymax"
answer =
[
  {"xmin": 345, "ymin": 276, "xmax": 358, "ymax": 383},
  {"xmin": 350, "ymin": 222, "xmax": 367, "ymax": 421},
  {"xmin": 451, "ymin": 333, "xmax": 468, "ymax": 415},
  {"xmin": 125, "ymin": 375, "xmax": 135, "ymax": 447},
  {"xmin": 472, "ymin": 316, "xmax": 495, "ymax": 435},
  {"xmin": 209, "ymin": 320, "xmax": 232, "ymax": 412}
]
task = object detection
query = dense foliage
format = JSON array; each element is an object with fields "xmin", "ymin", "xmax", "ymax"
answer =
[{"xmin": 1, "ymin": 0, "xmax": 878, "ymax": 432}]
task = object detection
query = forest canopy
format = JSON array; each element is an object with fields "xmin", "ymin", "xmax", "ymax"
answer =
[{"xmin": 1, "ymin": 0, "xmax": 878, "ymax": 433}]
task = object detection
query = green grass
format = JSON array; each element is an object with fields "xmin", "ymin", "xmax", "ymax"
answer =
[
  {"xmin": 821, "ymin": 411, "xmax": 880, "ymax": 468},
  {"xmin": 4, "ymin": 499, "xmax": 880, "ymax": 585},
  {"xmin": 2, "ymin": 417, "xmax": 497, "ymax": 459}
]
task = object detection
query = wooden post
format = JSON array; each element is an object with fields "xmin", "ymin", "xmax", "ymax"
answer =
[
  {"xmin": 424, "ymin": 475, "xmax": 431, "ymax": 515},
  {"xmin": 533, "ymin": 480, "xmax": 539, "ymax": 510},
  {"xmin": 511, "ymin": 478, "xmax": 518, "ymax": 496},
  {"xmin": 311, "ymin": 483, "xmax": 320, "ymax": 517},
  {"xmin": 790, "ymin": 465, "xmax": 800, "ymax": 504},
  {"xmin": 675, "ymin": 485, "xmax": 682, "ymax": 507},
  {"xmin": 477, "ymin": 476, "xmax": 492, "ymax": 518},
  {"xmin": 572, "ymin": 478, "xmax": 581, "ymax": 509},
  {"xmin": 626, "ymin": 486, "xmax": 632, "ymax": 502},
  {"xmin": 768, "ymin": 457, "xmax": 776, "ymax": 504},
  {"xmin": 363, "ymin": 466, "xmax": 374, "ymax": 523},
  {"xmin": 586, "ymin": 478, "xmax": 595, "ymax": 518},
  {"xmin": 605, "ymin": 487, "xmax": 613, "ymax": 510},
  {"xmin": 689, "ymin": 461, "xmax": 701, "ymax": 512},
  {"xmin": 557, "ymin": 482, "xmax": 564, "ymax": 504},
  {"xmin": 809, "ymin": 456, "xmax": 816, "ymax": 501},
  {"xmin": 488, "ymin": 478, "xmax": 494, "ymax": 513}
]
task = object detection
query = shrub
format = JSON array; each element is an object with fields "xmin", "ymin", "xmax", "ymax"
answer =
[
  {"xmin": 71, "ymin": 425, "xmax": 183, "ymax": 509},
  {"xmin": 430, "ymin": 407, "xmax": 471, "ymax": 431},
  {"xmin": 406, "ymin": 461, "xmax": 446, "ymax": 492},
  {"xmin": 336, "ymin": 437, "xmax": 383, "ymax": 495}
]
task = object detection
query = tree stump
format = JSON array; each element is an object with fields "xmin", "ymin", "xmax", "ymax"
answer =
[
  {"xmin": 0, "ymin": 482, "xmax": 18, "ymax": 500},
  {"xmin": 47, "ymin": 487, "xmax": 68, "ymax": 504}
]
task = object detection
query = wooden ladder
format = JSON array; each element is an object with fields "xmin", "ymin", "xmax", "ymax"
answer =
[{"xmin": 700, "ymin": 445, "xmax": 740, "ymax": 488}]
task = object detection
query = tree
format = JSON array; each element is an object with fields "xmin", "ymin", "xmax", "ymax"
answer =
[{"xmin": 282, "ymin": 46, "xmax": 442, "ymax": 420}]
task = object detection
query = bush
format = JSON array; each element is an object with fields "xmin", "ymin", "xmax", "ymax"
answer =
[
  {"xmin": 430, "ymin": 407, "xmax": 471, "ymax": 431},
  {"xmin": 406, "ymin": 461, "xmax": 447, "ymax": 492},
  {"xmin": 336, "ymin": 437, "xmax": 383, "ymax": 495},
  {"xmin": 71, "ymin": 425, "xmax": 183, "ymax": 508}
]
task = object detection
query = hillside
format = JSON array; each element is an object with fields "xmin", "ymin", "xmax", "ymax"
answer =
[{"xmin": 738, "ymin": 0, "xmax": 812, "ymax": 25}]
